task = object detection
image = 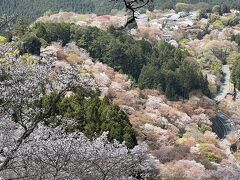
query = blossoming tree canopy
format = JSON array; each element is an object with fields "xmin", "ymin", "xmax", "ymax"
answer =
[{"xmin": 0, "ymin": 47, "xmax": 155, "ymax": 179}]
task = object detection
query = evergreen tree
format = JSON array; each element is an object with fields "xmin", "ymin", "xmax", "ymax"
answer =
[{"xmin": 20, "ymin": 33, "xmax": 41, "ymax": 55}]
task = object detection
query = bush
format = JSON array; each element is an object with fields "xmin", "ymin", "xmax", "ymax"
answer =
[
  {"xmin": 177, "ymin": 137, "xmax": 196, "ymax": 147},
  {"xmin": 197, "ymin": 156, "xmax": 217, "ymax": 170},
  {"xmin": 179, "ymin": 38, "xmax": 189, "ymax": 46},
  {"xmin": 210, "ymin": 14, "xmax": 220, "ymax": 23},
  {"xmin": 208, "ymin": 83, "xmax": 217, "ymax": 97},
  {"xmin": 66, "ymin": 53, "xmax": 84, "ymax": 64},
  {"xmin": 0, "ymin": 36, "xmax": 7, "ymax": 44},
  {"xmin": 212, "ymin": 20, "xmax": 224, "ymax": 30},
  {"xmin": 199, "ymin": 143, "xmax": 223, "ymax": 163},
  {"xmin": 199, "ymin": 124, "xmax": 212, "ymax": 133},
  {"xmin": 211, "ymin": 60, "xmax": 222, "ymax": 75},
  {"xmin": 21, "ymin": 53, "xmax": 36, "ymax": 65},
  {"xmin": 0, "ymin": 58, "xmax": 6, "ymax": 63}
]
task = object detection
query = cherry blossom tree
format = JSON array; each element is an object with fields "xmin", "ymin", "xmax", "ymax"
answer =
[
  {"xmin": 0, "ymin": 49, "xmax": 155, "ymax": 179},
  {"xmin": 0, "ymin": 124, "xmax": 154, "ymax": 179},
  {"xmin": 199, "ymin": 165, "xmax": 240, "ymax": 180}
]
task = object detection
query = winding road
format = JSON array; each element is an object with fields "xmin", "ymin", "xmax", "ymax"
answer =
[{"xmin": 214, "ymin": 65, "xmax": 231, "ymax": 102}]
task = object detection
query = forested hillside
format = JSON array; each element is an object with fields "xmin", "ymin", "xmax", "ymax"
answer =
[
  {"xmin": 15, "ymin": 22, "xmax": 210, "ymax": 99},
  {"xmin": 1, "ymin": 0, "xmax": 240, "ymax": 177},
  {"xmin": 1, "ymin": 0, "xmax": 240, "ymax": 23},
  {"xmin": 0, "ymin": 0, "xmax": 122, "ymax": 21}
]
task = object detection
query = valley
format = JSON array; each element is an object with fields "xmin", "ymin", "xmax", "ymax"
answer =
[{"xmin": 1, "ymin": 0, "xmax": 240, "ymax": 179}]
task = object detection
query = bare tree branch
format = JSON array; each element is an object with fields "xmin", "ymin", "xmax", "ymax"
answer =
[{"xmin": 113, "ymin": 0, "xmax": 151, "ymax": 30}]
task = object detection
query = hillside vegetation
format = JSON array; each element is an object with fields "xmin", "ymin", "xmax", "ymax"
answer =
[
  {"xmin": 1, "ymin": 0, "xmax": 240, "ymax": 23},
  {"xmin": 0, "ymin": 0, "xmax": 122, "ymax": 21},
  {"xmin": 17, "ymin": 22, "xmax": 210, "ymax": 99},
  {"xmin": 1, "ymin": 6, "xmax": 240, "ymax": 177}
]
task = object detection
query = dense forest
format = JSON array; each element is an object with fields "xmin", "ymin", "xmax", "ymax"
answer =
[
  {"xmin": 1, "ymin": 0, "xmax": 240, "ymax": 23},
  {"xmin": 0, "ymin": 0, "xmax": 122, "ymax": 21},
  {"xmin": 154, "ymin": 0, "xmax": 240, "ymax": 10},
  {"xmin": 43, "ymin": 89, "xmax": 137, "ymax": 149}
]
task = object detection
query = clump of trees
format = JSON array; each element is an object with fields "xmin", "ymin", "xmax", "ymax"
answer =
[
  {"xmin": 34, "ymin": 22, "xmax": 71, "ymax": 45},
  {"xmin": 231, "ymin": 58, "xmax": 240, "ymax": 90},
  {"xmin": 43, "ymin": 90, "xmax": 137, "ymax": 148},
  {"xmin": 138, "ymin": 41, "xmax": 210, "ymax": 99},
  {"xmin": 231, "ymin": 34, "xmax": 240, "ymax": 91}
]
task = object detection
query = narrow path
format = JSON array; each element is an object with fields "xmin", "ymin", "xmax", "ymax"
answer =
[{"xmin": 214, "ymin": 65, "xmax": 231, "ymax": 102}]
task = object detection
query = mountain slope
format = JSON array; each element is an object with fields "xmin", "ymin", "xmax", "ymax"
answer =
[
  {"xmin": 1, "ymin": 0, "xmax": 240, "ymax": 23},
  {"xmin": 0, "ymin": 0, "xmax": 122, "ymax": 21}
]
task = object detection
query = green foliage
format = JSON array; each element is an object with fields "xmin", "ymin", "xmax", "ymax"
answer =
[
  {"xmin": 211, "ymin": 60, "xmax": 222, "ymax": 75},
  {"xmin": 139, "ymin": 41, "xmax": 210, "ymax": 99},
  {"xmin": 71, "ymin": 25, "xmax": 149, "ymax": 80},
  {"xmin": 0, "ymin": 0, "xmax": 124, "ymax": 22},
  {"xmin": 197, "ymin": 157, "xmax": 217, "ymax": 170},
  {"xmin": 0, "ymin": 58, "xmax": 6, "ymax": 63},
  {"xmin": 20, "ymin": 33, "xmax": 41, "ymax": 55},
  {"xmin": 198, "ymin": 10, "xmax": 208, "ymax": 20},
  {"xmin": 43, "ymin": 90, "xmax": 137, "ymax": 149},
  {"xmin": 233, "ymin": 152, "xmax": 240, "ymax": 161},
  {"xmin": 33, "ymin": 22, "xmax": 71, "ymax": 45},
  {"xmin": 1, "ymin": 0, "xmax": 240, "ymax": 28},
  {"xmin": 209, "ymin": 14, "xmax": 220, "ymax": 23},
  {"xmin": 29, "ymin": 22, "xmax": 210, "ymax": 99},
  {"xmin": 212, "ymin": 5, "xmax": 221, "ymax": 15},
  {"xmin": 231, "ymin": 59, "xmax": 240, "ymax": 90},
  {"xmin": 138, "ymin": 65, "xmax": 163, "ymax": 90},
  {"xmin": 199, "ymin": 124, "xmax": 212, "ymax": 133},
  {"xmin": 221, "ymin": 4, "xmax": 230, "ymax": 14},
  {"xmin": 175, "ymin": 3, "xmax": 191, "ymax": 13},
  {"xmin": 231, "ymin": 34, "xmax": 240, "ymax": 46},
  {"xmin": 212, "ymin": 20, "xmax": 224, "ymax": 30},
  {"xmin": 31, "ymin": 23, "xmax": 149, "ymax": 80},
  {"xmin": 12, "ymin": 18, "xmax": 30, "ymax": 38},
  {"xmin": 21, "ymin": 53, "xmax": 37, "ymax": 64},
  {"xmin": 200, "ymin": 143, "xmax": 222, "ymax": 163},
  {"xmin": 179, "ymin": 38, "xmax": 189, "ymax": 46},
  {"xmin": 208, "ymin": 83, "xmax": 218, "ymax": 97},
  {"xmin": 228, "ymin": 15, "xmax": 240, "ymax": 26},
  {"xmin": 0, "ymin": 36, "xmax": 7, "ymax": 44}
]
